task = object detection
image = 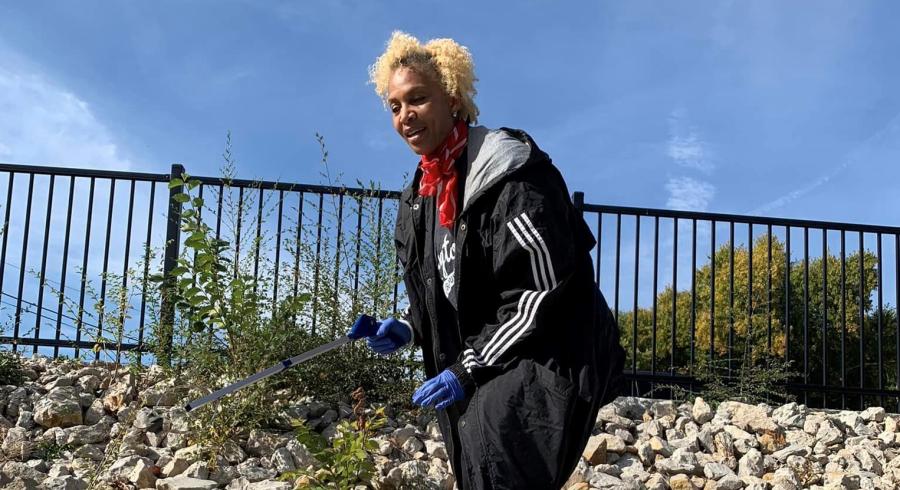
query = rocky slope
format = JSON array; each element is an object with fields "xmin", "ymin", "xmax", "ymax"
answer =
[{"xmin": 1, "ymin": 356, "xmax": 899, "ymax": 489}]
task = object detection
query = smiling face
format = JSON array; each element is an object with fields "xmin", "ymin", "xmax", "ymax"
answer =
[{"xmin": 387, "ymin": 66, "xmax": 459, "ymax": 156}]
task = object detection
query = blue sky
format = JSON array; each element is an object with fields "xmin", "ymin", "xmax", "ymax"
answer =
[
  {"xmin": 0, "ymin": 1, "xmax": 899, "ymax": 361},
  {"xmin": 2, "ymin": 0, "xmax": 898, "ymax": 224}
]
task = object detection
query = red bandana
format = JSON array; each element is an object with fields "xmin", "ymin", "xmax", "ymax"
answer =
[{"xmin": 418, "ymin": 119, "xmax": 469, "ymax": 229}]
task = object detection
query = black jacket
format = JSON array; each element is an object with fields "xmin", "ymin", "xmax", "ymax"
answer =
[{"xmin": 395, "ymin": 126, "xmax": 625, "ymax": 489}]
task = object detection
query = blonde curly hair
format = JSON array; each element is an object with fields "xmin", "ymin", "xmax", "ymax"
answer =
[{"xmin": 369, "ymin": 31, "xmax": 480, "ymax": 124}]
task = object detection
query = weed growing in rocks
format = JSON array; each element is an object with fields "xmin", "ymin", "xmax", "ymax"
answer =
[{"xmin": 0, "ymin": 347, "xmax": 24, "ymax": 385}]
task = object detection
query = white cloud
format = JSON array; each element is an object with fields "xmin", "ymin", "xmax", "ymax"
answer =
[
  {"xmin": 665, "ymin": 176, "xmax": 716, "ymax": 211},
  {"xmin": 667, "ymin": 108, "xmax": 715, "ymax": 173},
  {"xmin": 0, "ymin": 60, "xmax": 132, "ymax": 170}
]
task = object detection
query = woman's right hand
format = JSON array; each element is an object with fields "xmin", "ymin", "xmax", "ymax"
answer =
[{"xmin": 347, "ymin": 314, "xmax": 412, "ymax": 354}]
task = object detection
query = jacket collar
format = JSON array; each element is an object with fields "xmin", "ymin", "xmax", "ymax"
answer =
[{"xmin": 401, "ymin": 126, "xmax": 548, "ymax": 215}]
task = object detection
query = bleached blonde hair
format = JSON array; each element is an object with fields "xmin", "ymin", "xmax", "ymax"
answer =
[{"xmin": 369, "ymin": 31, "xmax": 479, "ymax": 124}]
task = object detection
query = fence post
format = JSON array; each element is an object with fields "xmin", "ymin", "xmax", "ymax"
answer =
[
  {"xmin": 159, "ymin": 163, "xmax": 185, "ymax": 367},
  {"xmin": 573, "ymin": 191, "xmax": 585, "ymax": 216}
]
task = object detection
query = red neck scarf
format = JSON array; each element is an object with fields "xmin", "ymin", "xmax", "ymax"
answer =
[{"xmin": 418, "ymin": 119, "xmax": 468, "ymax": 229}]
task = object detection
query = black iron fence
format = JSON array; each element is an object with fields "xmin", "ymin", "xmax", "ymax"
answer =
[{"xmin": 0, "ymin": 162, "xmax": 897, "ymax": 410}]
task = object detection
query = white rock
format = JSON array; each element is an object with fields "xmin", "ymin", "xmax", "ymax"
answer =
[{"xmin": 155, "ymin": 475, "xmax": 219, "ymax": 490}]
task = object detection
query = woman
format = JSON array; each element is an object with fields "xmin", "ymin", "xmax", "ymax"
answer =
[{"xmin": 349, "ymin": 31, "xmax": 625, "ymax": 489}]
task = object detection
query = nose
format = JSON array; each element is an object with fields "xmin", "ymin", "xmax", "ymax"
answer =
[{"xmin": 400, "ymin": 105, "xmax": 416, "ymax": 124}]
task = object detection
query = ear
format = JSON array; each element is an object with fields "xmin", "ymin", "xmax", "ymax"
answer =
[{"xmin": 449, "ymin": 95, "xmax": 461, "ymax": 117}]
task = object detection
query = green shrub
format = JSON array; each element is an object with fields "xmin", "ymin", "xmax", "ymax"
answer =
[
  {"xmin": 280, "ymin": 388, "xmax": 387, "ymax": 488},
  {"xmin": 0, "ymin": 348, "xmax": 24, "ymax": 385}
]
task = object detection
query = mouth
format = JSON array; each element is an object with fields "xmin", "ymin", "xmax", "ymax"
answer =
[{"xmin": 405, "ymin": 127, "xmax": 426, "ymax": 144}]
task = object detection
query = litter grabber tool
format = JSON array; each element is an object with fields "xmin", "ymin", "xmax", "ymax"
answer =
[{"xmin": 183, "ymin": 314, "xmax": 404, "ymax": 412}]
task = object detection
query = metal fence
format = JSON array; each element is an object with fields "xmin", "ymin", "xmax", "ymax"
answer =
[{"xmin": 1, "ymin": 162, "xmax": 897, "ymax": 410}]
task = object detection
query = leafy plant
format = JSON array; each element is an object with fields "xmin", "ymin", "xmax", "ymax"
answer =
[
  {"xmin": 34, "ymin": 439, "xmax": 73, "ymax": 462},
  {"xmin": 0, "ymin": 347, "xmax": 24, "ymax": 385},
  {"xmin": 280, "ymin": 388, "xmax": 387, "ymax": 489}
]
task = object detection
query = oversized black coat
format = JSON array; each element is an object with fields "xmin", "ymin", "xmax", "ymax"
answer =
[{"xmin": 394, "ymin": 126, "xmax": 625, "ymax": 489}]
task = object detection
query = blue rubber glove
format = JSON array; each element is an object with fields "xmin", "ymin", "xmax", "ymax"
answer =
[
  {"xmin": 412, "ymin": 369, "xmax": 465, "ymax": 410},
  {"xmin": 347, "ymin": 314, "xmax": 412, "ymax": 354}
]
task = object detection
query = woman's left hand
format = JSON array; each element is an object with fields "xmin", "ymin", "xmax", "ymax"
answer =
[{"xmin": 412, "ymin": 369, "xmax": 465, "ymax": 410}]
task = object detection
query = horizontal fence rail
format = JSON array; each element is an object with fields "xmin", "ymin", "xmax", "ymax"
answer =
[
  {"xmin": 579, "ymin": 200, "xmax": 900, "ymax": 411},
  {"xmin": 0, "ymin": 162, "xmax": 897, "ymax": 410}
]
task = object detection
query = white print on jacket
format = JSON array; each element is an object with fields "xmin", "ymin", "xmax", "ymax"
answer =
[
  {"xmin": 462, "ymin": 212, "xmax": 557, "ymax": 371},
  {"xmin": 437, "ymin": 234, "xmax": 456, "ymax": 299}
]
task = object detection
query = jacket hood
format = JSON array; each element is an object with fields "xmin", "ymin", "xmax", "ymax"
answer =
[
  {"xmin": 402, "ymin": 125, "xmax": 548, "ymax": 214},
  {"xmin": 461, "ymin": 126, "xmax": 539, "ymax": 214}
]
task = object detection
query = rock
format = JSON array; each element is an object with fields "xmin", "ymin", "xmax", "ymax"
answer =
[
  {"xmin": 703, "ymin": 461, "xmax": 734, "ymax": 480},
  {"xmin": 860, "ymin": 407, "xmax": 886, "ymax": 423},
  {"xmin": 715, "ymin": 474, "xmax": 745, "ymax": 490},
  {"xmin": 738, "ymin": 448, "xmax": 765, "ymax": 478},
  {"xmin": 669, "ymin": 473, "xmax": 695, "ymax": 490},
  {"xmin": 101, "ymin": 372, "xmax": 136, "ymax": 412},
  {"xmin": 245, "ymin": 429, "xmax": 288, "ymax": 457},
  {"xmin": 425, "ymin": 439, "xmax": 448, "ymax": 460},
  {"xmin": 269, "ymin": 447, "xmax": 295, "ymax": 473},
  {"xmin": 284, "ymin": 439, "xmax": 318, "ymax": 469},
  {"xmin": 65, "ymin": 416, "xmax": 114, "ymax": 446},
  {"xmin": 155, "ymin": 475, "xmax": 219, "ymax": 490},
  {"xmin": 692, "ymin": 397, "xmax": 713, "ymax": 424},
  {"xmin": 127, "ymin": 458, "xmax": 158, "ymax": 488},
  {"xmin": 583, "ymin": 434, "xmax": 608, "ymax": 464},
  {"xmin": 2, "ymin": 427, "xmax": 34, "ymax": 460},
  {"xmin": 656, "ymin": 448, "xmax": 701, "ymax": 475},
  {"xmin": 163, "ymin": 456, "xmax": 191, "ymax": 477},
  {"xmin": 140, "ymin": 379, "xmax": 182, "ymax": 407},
  {"xmin": 246, "ymin": 482, "xmax": 292, "ymax": 490},
  {"xmin": 37, "ymin": 475, "xmax": 87, "ymax": 490},
  {"xmin": 33, "ymin": 388, "xmax": 82, "ymax": 429},
  {"xmin": 133, "ymin": 407, "xmax": 163, "ymax": 432}
]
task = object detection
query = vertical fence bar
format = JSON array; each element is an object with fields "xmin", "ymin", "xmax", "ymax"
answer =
[
  {"xmin": 234, "ymin": 186, "xmax": 244, "ymax": 280},
  {"xmin": 334, "ymin": 193, "xmax": 345, "ymax": 314},
  {"xmin": 615, "ymin": 214, "xmax": 621, "ymax": 325},
  {"xmin": 160, "ymin": 164, "xmax": 185, "ymax": 367},
  {"xmin": 596, "ymin": 213, "xmax": 602, "ymax": 286},
  {"xmin": 822, "ymin": 229, "xmax": 828, "ymax": 405},
  {"xmin": 711, "ymin": 220, "xmax": 716, "ymax": 363},
  {"xmin": 137, "ymin": 182, "xmax": 156, "ymax": 365},
  {"xmin": 312, "ymin": 193, "xmax": 324, "ymax": 334},
  {"xmin": 632, "ymin": 215, "xmax": 640, "ymax": 377},
  {"xmin": 747, "ymin": 223, "xmax": 753, "ymax": 365},
  {"xmin": 803, "ymin": 227, "xmax": 809, "ymax": 405},
  {"xmin": 293, "ymin": 192, "xmax": 304, "ymax": 308},
  {"xmin": 895, "ymin": 233, "xmax": 900, "ymax": 413},
  {"xmin": 0, "ymin": 172, "xmax": 14, "ymax": 304},
  {"xmin": 840, "ymin": 230, "xmax": 847, "ymax": 409},
  {"xmin": 96, "ymin": 178, "xmax": 116, "ymax": 362},
  {"xmin": 374, "ymin": 196, "xmax": 383, "ymax": 312},
  {"xmin": 13, "ymin": 173, "xmax": 35, "ymax": 351},
  {"xmin": 671, "ymin": 217, "xmax": 678, "ymax": 375},
  {"xmin": 877, "ymin": 233, "xmax": 884, "ymax": 407},
  {"xmin": 767, "ymin": 225, "xmax": 773, "ymax": 351},
  {"xmin": 54, "ymin": 177, "xmax": 76, "ymax": 358},
  {"xmin": 728, "ymin": 221, "xmax": 734, "ymax": 377},
  {"xmin": 652, "ymin": 216, "xmax": 658, "ymax": 378},
  {"xmin": 691, "ymin": 218, "xmax": 697, "ymax": 375},
  {"xmin": 785, "ymin": 226, "xmax": 791, "ymax": 368},
  {"xmin": 33, "ymin": 175, "xmax": 55, "ymax": 354},
  {"xmin": 273, "ymin": 190, "xmax": 284, "ymax": 311},
  {"xmin": 352, "ymin": 195, "xmax": 363, "ymax": 310},
  {"xmin": 858, "ymin": 231, "xmax": 864, "ymax": 407},
  {"xmin": 76, "ymin": 178, "xmax": 96, "ymax": 359},
  {"xmin": 253, "ymin": 186, "xmax": 263, "ymax": 287},
  {"xmin": 116, "ymin": 180, "xmax": 136, "ymax": 366}
]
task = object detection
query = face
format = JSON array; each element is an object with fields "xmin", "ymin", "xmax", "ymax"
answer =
[{"xmin": 387, "ymin": 66, "xmax": 459, "ymax": 156}]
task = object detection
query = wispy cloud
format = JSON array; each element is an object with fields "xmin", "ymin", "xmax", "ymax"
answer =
[
  {"xmin": 747, "ymin": 111, "xmax": 900, "ymax": 215},
  {"xmin": 665, "ymin": 176, "xmax": 715, "ymax": 211},
  {"xmin": 0, "ymin": 55, "xmax": 132, "ymax": 170},
  {"xmin": 667, "ymin": 108, "xmax": 715, "ymax": 174}
]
